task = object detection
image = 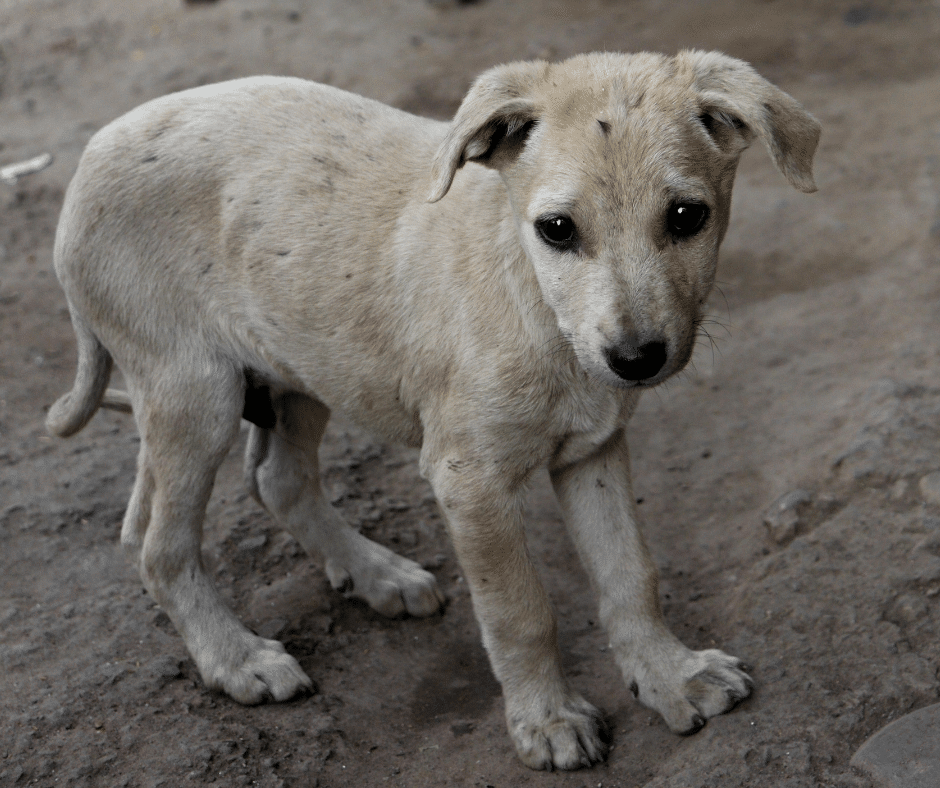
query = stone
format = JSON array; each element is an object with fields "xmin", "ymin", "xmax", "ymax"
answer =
[
  {"xmin": 237, "ymin": 534, "xmax": 268, "ymax": 553},
  {"xmin": 145, "ymin": 655, "xmax": 183, "ymax": 680},
  {"xmin": 763, "ymin": 489, "xmax": 812, "ymax": 544},
  {"xmin": 919, "ymin": 473, "xmax": 940, "ymax": 506},
  {"xmin": 851, "ymin": 703, "xmax": 940, "ymax": 787}
]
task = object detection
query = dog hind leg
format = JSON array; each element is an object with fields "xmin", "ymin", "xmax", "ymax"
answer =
[
  {"xmin": 244, "ymin": 391, "xmax": 444, "ymax": 618},
  {"xmin": 120, "ymin": 439, "xmax": 155, "ymax": 568},
  {"xmin": 133, "ymin": 360, "xmax": 312, "ymax": 704}
]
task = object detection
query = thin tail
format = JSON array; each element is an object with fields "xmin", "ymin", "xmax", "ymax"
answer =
[
  {"xmin": 46, "ymin": 317, "xmax": 114, "ymax": 437},
  {"xmin": 101, "ymin": 389, "xmax": 133, "ymax": 413}
]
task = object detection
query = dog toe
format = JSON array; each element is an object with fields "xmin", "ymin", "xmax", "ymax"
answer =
[
  {"xmin": 635, "ymin": 647, "xmax": 753, "ymax": 734},
  {"xmin": 204, "ymin": 635, "xmax": 313, "ymax": 705},
  {"xmin": 327, "ymin": 549, "xmax": 445, "ymax": 619},
  {"xmin": 510, "ymin": 696, "xmax": 608, "ymax": 771},
  {"xmin": 685, "ymin": 653, "xmax": 754, "ymax": 718},
  {"xmin": 401, "ymin": 570, "xmax": 446, "ymax": 616}
]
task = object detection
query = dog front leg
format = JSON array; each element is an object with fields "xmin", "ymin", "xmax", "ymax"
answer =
[
  {"xmin": 550, "ymin": 429, "xmax": 753, "ymax": 735},
  {"xmin": 426, "ymin": 458, "xmax": 607, "ymax": 771}
]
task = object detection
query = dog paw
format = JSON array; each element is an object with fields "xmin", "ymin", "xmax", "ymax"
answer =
[
  {"xmin": 508, "ymin": 695, "xmax": 608, "ymax": 771},
  {"xmin": 632, "ymin": 648, "xmax": 753, "ymax": 734},
  {"xmin": 325, "ymin": 541, "xmax": 445, "ymax": 618},
  {"xmin": 201, "ymin": 634, "xmax": 314, "ymax": 705}
]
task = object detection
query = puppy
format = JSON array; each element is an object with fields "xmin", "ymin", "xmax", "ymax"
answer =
[{"xmin": 48, "ymin": 50, "xmax": 819, "ymax": 770}]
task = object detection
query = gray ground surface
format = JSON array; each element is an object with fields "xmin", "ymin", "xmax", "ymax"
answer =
[{"xmin": 2, "ymin": 1, "xmax": 940, "ymax": 786}]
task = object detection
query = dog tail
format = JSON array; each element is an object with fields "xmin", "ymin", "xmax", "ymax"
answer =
[
  {"xmin": 100, "ymin": 389, "xmax": 133, "ymax": 414},
  {"xmin": 46, "ymin": 317, "xmax": 116, "ymax": 437}
]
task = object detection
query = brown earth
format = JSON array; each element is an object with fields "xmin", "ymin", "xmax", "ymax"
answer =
[{"xmin": 3, "ymin": 1, "xmax": 940, "ymax": 786}]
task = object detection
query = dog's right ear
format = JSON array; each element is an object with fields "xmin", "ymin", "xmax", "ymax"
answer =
[
  {"xmin": 681, "ymin": 50, "xmax": 821, "ymax": 193},
  {"xmin": 427, "ymin": 61, "xmax": 546, "ymax": 203}
]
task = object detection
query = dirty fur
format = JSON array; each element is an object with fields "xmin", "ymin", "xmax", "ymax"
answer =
[{"xmin": 48, "ymin": 50, "xmax": 819, "ymax": 770}]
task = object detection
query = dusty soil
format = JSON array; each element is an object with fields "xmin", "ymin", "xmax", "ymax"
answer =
[{"xmin": 2, "ymin": 1, "xmax": 940, "ymax": 786}]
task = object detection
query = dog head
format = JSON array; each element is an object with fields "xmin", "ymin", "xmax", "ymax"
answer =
[{"xmin": 429, "ymin": 51, "xmax": 820, "ymax": 388}]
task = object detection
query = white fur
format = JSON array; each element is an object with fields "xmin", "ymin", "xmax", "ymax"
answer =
[{"xmin": 48, "ymin": 50, "xmax": 819, "ymax": 770}]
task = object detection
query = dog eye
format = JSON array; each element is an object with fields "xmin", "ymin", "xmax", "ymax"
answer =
[
  {"xmin": 535, "ymin": 215, "xmax": 577, "ymax": 250},
  {"xmin": 666, "ymin": 202, "xmax": 709, "ymax": 239}
]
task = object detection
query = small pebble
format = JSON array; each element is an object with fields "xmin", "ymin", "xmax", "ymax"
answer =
[
  {"xmin": 238, "ymin": 534, "xmax": 268, "ymax": 553},
  {"xmin": 918, "ymin": 472, "xmax": 940, "ymax": 506},
  {"xmin": 763, "ymin": 489, "xmax": 812, "ymax": 544}
]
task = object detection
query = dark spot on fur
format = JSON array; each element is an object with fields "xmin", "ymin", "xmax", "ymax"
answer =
[
  {"xmin": 597, "ymin": 119, "xmax": 611, "ymax": 135},
  {"xmin": 630, "ymin": 680, "xmax": 639, "ymax": 698},
  {"xmin": 312, "ymin": 155, "xmax": 349, "ymax": 175},
  {"xmin": 141, "ymin": 154, "xmax": 158, "ymax": 163}
]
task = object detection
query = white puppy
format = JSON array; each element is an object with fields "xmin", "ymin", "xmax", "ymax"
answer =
[{"xmin": 48, "ymin": 51, "xmax": 819, "ymax": 770}]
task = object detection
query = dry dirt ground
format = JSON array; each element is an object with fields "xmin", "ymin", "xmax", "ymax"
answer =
[{"xmin": 2, "ymin": 1, "xmax": 940, "ymax": 786}]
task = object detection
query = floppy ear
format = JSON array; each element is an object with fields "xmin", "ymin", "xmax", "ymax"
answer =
[
  {"xmin": 427, "ymin": 61, "xmax": 547, "ymax": 203},
  {"xmin": 680, "ymin": 50, "xmax": 821, "ymax": 193}
]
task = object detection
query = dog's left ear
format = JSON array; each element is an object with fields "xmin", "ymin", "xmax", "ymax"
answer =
[
  {"xmin": 681, "ymin": 50, "xmax": 821, "ymax": 193},
  {"xmin": 428, "ymin": 61, "xmax": 547, "ymax": 203}
]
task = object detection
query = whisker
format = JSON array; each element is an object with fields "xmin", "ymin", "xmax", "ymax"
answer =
[
  {"xmin": 698, "ymin": 319, "xmax": 732, "ymax": 339},
  {"xmin": 712, "ymin": 282, "xmax": 732, "ymax": 320}
]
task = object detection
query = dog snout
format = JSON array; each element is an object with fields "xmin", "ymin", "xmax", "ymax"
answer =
[{"xmin": 604, "ymin": 337, "xmax": 668, "ymax": 382}]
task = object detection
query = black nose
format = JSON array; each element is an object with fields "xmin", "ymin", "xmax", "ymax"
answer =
[{"xmin": 605, "ymin": 340, "xmax": 668, "ymax": 381}]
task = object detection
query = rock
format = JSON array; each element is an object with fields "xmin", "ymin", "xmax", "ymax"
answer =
[
  {"xmin": 890, "ymin": 479, "xmax": 909, "ymax": 500},
  {"xmin": 147, "ymin": 655, "xmax": 183, "ymax": 679},
  {"xmin": 851, "ymin": 703, "xmax": 940, "ymax": 787},
  {"xmin": 237, "ymin": 534, "xmax": 268, "ymax": 553},
  {"xmin": 763, "ymin": 489, "xmax": 812, "ymax": 544},
  {"xmin": 887, "ymin": 593, "xmax": 929, "ymax": 625},
  {"xmin": 919, "ymin": 472, "xmax": 940, "ymax": 506}
]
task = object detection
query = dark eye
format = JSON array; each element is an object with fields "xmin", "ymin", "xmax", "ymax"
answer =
[
  {"xmin": 667, "ymin": 202, "xmax": 709, "ymax": 239},
  {"xmin": 535, "ymin": 215, "xmax": 577, "ymax": 250}
]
